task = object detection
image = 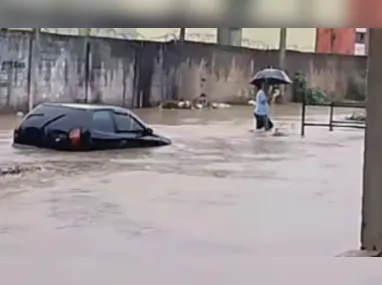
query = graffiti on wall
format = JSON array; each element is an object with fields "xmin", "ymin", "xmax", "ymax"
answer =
[
  {"xmin": 0, "ymin": 58, "xmax": 26, "ymax": 87},
  {"xmin": 0, "ymin": 57, "xmax": 27, "ymax": 107},
  {"xmin": 1, "ymin": 60, "xmax": 26, "ymax": 70},
  {"xmin": 39, "ymin": 28, "xmax": 138, "ymax": 40}
]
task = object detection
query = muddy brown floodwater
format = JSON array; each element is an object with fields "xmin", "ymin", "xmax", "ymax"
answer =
[{"xmin": 0, "ymin": 104, "xmax": 379, "ymax": 284}]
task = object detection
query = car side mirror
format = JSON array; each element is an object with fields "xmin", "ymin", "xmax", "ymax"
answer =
[{"xmin": 143, "ymin": 128, "xmax": 153, "ymax": 136}]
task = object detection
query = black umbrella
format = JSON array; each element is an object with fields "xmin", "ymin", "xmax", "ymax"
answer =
[{"xmin": 250, "ymin": 68, "xmax": 292, "ymax": 87}]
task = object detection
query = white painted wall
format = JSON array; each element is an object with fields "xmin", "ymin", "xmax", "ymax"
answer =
[
  {"xmin": 9, "ymin": 28, "xmax": 316, "ymax": 52},
  {"xmin": 136, "ymin": 28, "xmax": 316, "ymax": 52},
  {"xmin": 242, "ymin": 28, "xmax": 316, "ymax": 52},
  {"xmin": 9, "ymin": 28, "xmax": 137, "ymax": 39}
]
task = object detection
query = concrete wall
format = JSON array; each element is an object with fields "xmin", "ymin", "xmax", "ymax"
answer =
[
  {"xmin": 0, "ymin": 30, "xmax": 367, "ymax": 112},
  {"xmin": 285, "ymin": 50, "xmax": 366, "ymax": 101},
  {"xmin": 0, "ymin": 31, "xmax": 31, "ymax": 111}
]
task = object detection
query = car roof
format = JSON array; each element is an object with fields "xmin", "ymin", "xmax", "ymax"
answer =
[{"xmin": 41, "ymin": 103, "xmax": 132, "ymax": 113}]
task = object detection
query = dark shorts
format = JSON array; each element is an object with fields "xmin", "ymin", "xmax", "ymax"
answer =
[{"xmin": 254, "ymin": 114, "xmax": 274, "ymax": 131}]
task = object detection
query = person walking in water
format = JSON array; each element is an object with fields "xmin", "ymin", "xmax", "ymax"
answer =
[{"xmin": 254, "ymin": 82, "xmax": 274, "ymax": 131}]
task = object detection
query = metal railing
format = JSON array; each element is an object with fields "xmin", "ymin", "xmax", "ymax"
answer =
[{"xmin": 300, "ymin": 96, "xmax": 366, "ymax": 136}]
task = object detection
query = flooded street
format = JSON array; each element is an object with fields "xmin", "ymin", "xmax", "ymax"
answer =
[{"xmin": 0, "ymin": 104, "xmax": 379, "ymax": 284}]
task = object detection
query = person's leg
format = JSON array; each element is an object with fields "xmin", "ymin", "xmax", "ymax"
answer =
[
  {"xmin": 265, "ymin": 116, "xmax": 274, "ymax": 131},
  {"xmin": 255, "ymin": 114, "xmax": 265, "ymax": 129}
]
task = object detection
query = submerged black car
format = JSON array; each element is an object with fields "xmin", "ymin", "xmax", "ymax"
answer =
[{"xmin": 13, "ymin": 103, "xmax": 171, "ymax": 151}]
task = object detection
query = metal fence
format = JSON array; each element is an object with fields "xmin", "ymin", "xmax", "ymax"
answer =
[{"xmin": 300, "ymin": 97, "xmax": 366, "ymax": 136}]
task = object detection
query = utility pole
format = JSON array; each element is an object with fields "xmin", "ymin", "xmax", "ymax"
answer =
[
  {"xmin": 179, "ymin": 28, "xmax": 186, "ymax": 42},
  {"xmin": 174, "ymin": 0, "xmax": 187, "ymax": 42},
  {"xmin": 361, "ymin": 28, "xmax": 382, "ymax": 253},
  {"xmin": 278, "ymin": 28, "xmax": 287, "ymax": 69},
  {"xmin": 277, "ymin": 28, "xmax": 287, "ymax": 99}
]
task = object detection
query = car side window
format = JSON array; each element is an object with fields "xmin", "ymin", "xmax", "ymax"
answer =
[
  {"xmin": 92, "ymin": 111, "xmax": 115, "ymax": 132},
  {"xmin": 113, "ymin": 113, "xmax": 144, "ymax": 133}
]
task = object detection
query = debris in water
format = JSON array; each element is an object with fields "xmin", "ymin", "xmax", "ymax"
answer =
[
  {"xmin": 0, "ymin": 165, "xmax": 42, "ymax": 176},
  {"xmin": 272, "ymin": 128, "xmax": 288, "ymax": 137},
  {"xmin": 346, "ymin": 111, "xmax": 366, "ymax": 121}
]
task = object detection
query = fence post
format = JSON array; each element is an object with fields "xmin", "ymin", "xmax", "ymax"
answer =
[
  {"xmin": 300, "ymin": 91, "xmax": 306, "ymax": 136},
  {"xmin": 329, "ymin": 101, "xmax": 334, "ymax": 131}
]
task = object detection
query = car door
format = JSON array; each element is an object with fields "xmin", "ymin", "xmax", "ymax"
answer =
[
  {"xmin": 90, "ymin": 110, "xmax": 123, "ymax": 149},
  {"xmin": 112, "ymin": 111, "xmax": 147, "ymax": 148}
]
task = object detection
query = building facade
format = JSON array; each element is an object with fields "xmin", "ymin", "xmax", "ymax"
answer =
[
  {"xmin": 315, "ymin": 28, "xmax": 367, "ymax": 56},
  {"xmin": 354, "ymin": 28, "xmax": 368, "ymax": 56},
  {"xmin": 349, "ymin": 0, "xmax": 382, "ymax": 27}
]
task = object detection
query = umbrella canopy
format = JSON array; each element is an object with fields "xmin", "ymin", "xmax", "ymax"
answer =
[{"xmin": 250, "ymin": 68, "xmax": 292, "ymax": 87}]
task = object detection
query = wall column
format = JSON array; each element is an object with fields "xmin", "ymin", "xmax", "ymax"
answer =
[
  {"xmin": 217, "ymin": 0, "xmax": 249, "ymax": 46},
  {"xmin": 361, "ymin": 28, "xmax": 382, "ymax": 251},
  {"xmin": 217, "ymin": 28, "xmax": 242, "ymax": 46}
]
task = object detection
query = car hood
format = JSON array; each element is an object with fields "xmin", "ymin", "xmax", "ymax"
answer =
[{"xmin": 149, "ymin": 133, "xmax": 172, "ymax": 146}]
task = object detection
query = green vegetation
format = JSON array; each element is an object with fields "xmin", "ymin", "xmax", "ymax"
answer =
[
  {"xmin": 293, "ymin": 72, "xmax": 330, "ymax": 105},
  {"xmin": 305, "ymin": 87, "xmax": 330, "ymax": 105},
  {"xmin": 293, "ymin": 71, "xmax": 367, "ymax": 104}
]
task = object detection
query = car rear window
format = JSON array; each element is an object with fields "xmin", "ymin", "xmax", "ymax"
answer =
[{"xmin": 20, "ymin": 105, "xmax": 84, "ymax": 131}]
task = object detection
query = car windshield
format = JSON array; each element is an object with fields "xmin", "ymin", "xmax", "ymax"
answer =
[{"xmin": 113, "ymin": 112, "xmax": 145, "ymax": 133}]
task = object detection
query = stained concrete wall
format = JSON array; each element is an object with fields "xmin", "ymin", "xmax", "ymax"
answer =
[
  {"xmin": 0, "ymin": 30, "xmax": 367, "ymax": 112},
  {"xmin": 285, "ymin": 50, "xmax": 366, "ymax": 101},
  {"xmin": 0, "ymin": 31, "xmax": 31, "ymax": 111}
]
